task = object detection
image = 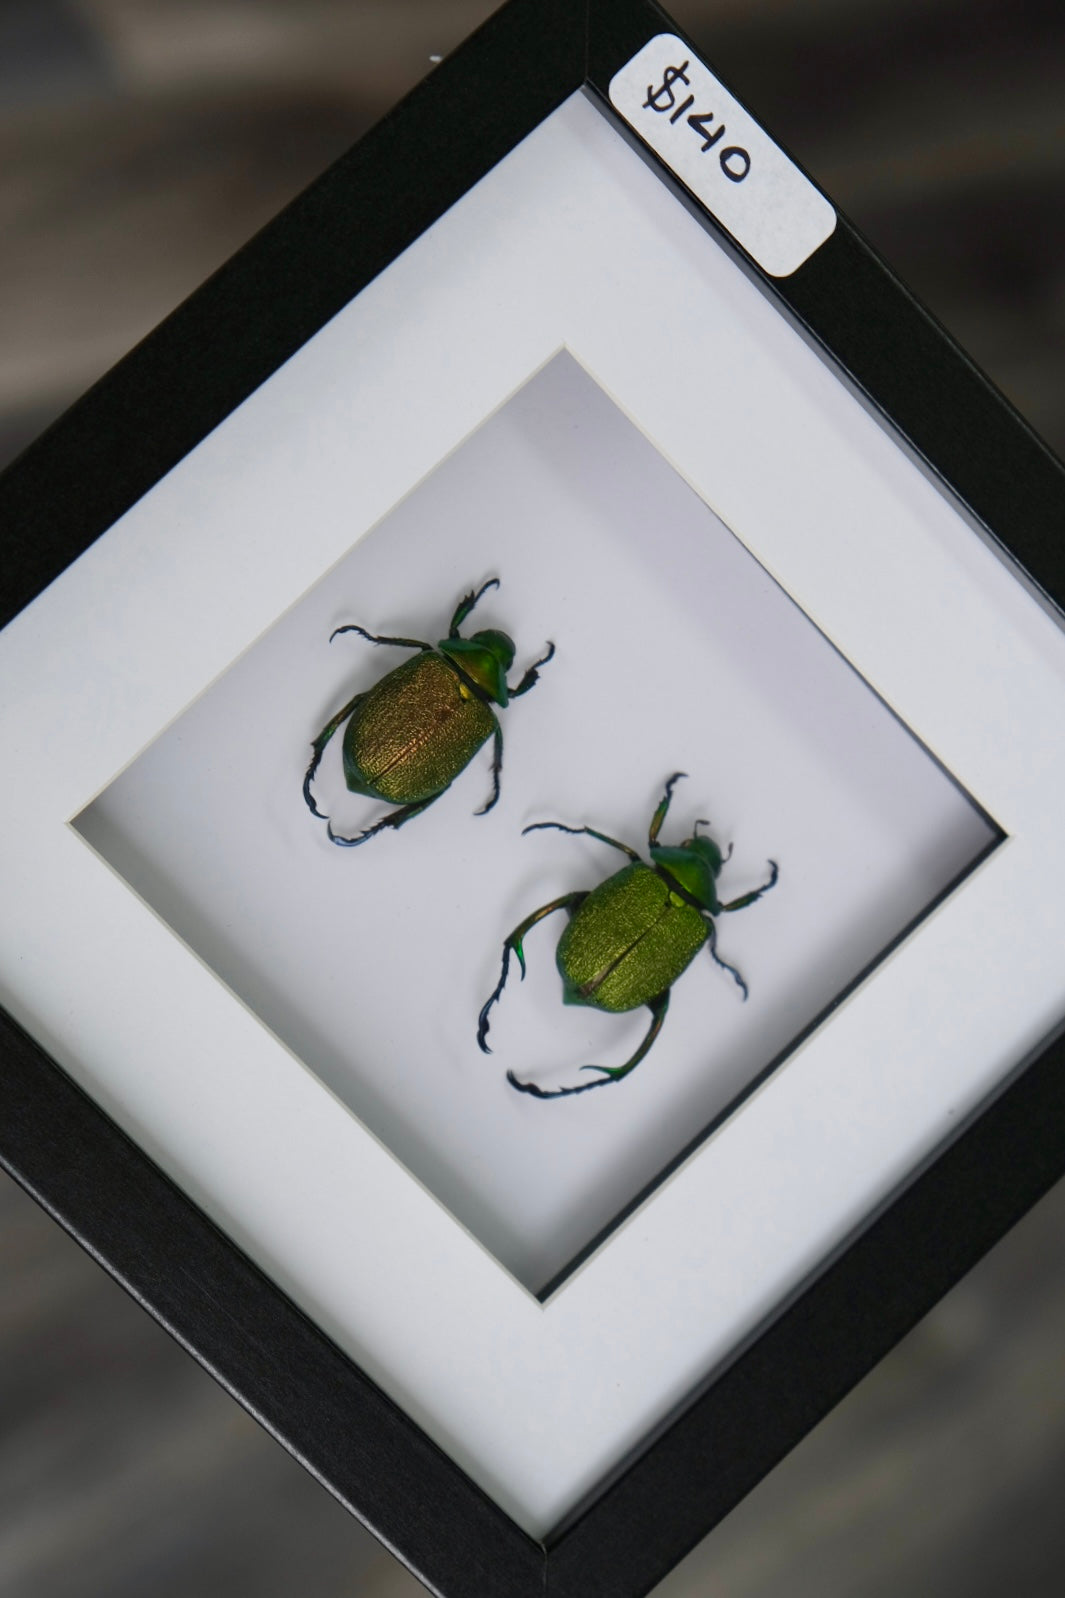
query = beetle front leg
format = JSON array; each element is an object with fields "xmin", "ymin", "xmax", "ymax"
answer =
[
  {"xmin": 477, "ymin": 893, "xmax": 587, "ymax": 1052},
  {"xmin": 326, "ymin": 793, "xmax": 439, "ymax": 848},
  {"xmin": 507, "ymin": 991, "xmax": 671, "ymax": 1099},
  {"xmin": 719, "ymin": 859, "xmax": 779, "ymax": 912},
  {"xmin": 449, "ymin": 577, "xmax": 500, "ymax": 636},
  {"xmin": 475, "ymin": 722, "xmax": 504, "ymax": 816},
  {"xmin": 648, "ymin": 771, "xmax": 688, "ymax": 847},
  {"xmin": 303, "ymin": 692, "xmax": 366, "ymax": 820},
  {"xmin": 508, "ymin": 640, "xmax": 556, "ymax": 698}
]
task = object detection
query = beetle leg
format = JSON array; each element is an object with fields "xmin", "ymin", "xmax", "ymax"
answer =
[
  {"xmin": 477, "ymin": 893, "xmax": 587, "ymax": 1052},
  {"xmin": 326, "ymin": 794, "xmax": 439, "ymax": 847},
  {"xmin": 508, "ymin": 640, "xmax": 556, "ymax": 697},
  {"xmin": 706, "ymin": 921, "xmax": 748, "ymax": 1000},
  {"xmin": 329, "ymin": 623, "xmax": 431, "ymax": 650},
  {"xmin": 475, "ymin": 722, "xmax": 504, "ymax": 815},
  {"xmin": 449, "ymin": 577, "xmax": 500, "ymax": 636},
  {"xmin": 648, "ymin": 772, "xmax": 688, "ymax": 847},
  {"xmin": 303, "ymin": 692, "xmax": 366, "ymax": 820},
  {"xmin": 719, "ymin": 859, "xmax": 779, "ymax": 913},
  {"xmin": 507, "ymin": 991, "xmax": 671, "ymax": 1099},
  {"xmin": 522, "ymin": 821, "xmax": 642, "ymax": 863}
]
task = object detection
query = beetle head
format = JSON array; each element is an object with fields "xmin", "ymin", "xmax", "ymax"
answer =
[
  {"xmin": 684, "ymin": 829, "xmax": 726, "ymax": 877},
  {"xmin": 438, "ymin": 629, "xmax": 515, "ymax": 707},
  {"xmin": 470, "ymin": 628, "xmax": 516, "ymax": 672}
]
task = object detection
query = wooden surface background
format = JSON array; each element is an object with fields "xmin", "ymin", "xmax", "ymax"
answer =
[{"xmin": 2, "ymin": 2, "xmax": 1064, "ymax": 1594}]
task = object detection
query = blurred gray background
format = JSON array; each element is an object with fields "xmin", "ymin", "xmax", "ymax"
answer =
[{"xmin": 2, "ymin": 1, "xmax": 1064, "ymax": 1594}]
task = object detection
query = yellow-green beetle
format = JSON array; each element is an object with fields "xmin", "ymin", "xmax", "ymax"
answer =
[
  {"xmin": 303, "ymin": 579, "xmax": 554, "ymax": 846},
  {"xmin": 478, "ymin": 773, "xmax": 777, "ymax": 1098}
]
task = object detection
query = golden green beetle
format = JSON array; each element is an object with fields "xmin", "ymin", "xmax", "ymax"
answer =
[
  {"xmin": 303, "ymin": 579, "xmax": 554, "ymax": 846},
  {"xmin": 478, "ymin": 773, "xmax": 778, "ymax": 1098}
]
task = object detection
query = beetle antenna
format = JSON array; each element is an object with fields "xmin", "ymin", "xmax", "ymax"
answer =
[{"xmin": 693, "ymin": 818, "xmax": 712, "ymax": 836}]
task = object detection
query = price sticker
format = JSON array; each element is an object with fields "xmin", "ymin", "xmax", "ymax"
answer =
[{"xmin": 609, "ymin": 34, "xmax": 836, "ymax": 277}]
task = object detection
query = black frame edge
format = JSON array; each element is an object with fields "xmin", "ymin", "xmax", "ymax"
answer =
[
  {"xmin": 0, "ymin": 0, "xmax": 587, "ymax": 634},
  {"xmin": 4, "ymin": 1, "xmax": 1065, "ymax": 1595},
  {"xmin": 585, "ymin": 0, "xmax": 1065, "ymax": 598},
  {"xmin": 0, "ymin": 1008, "xmax": 546, "ymax": 1598},
  {"xmin": 546, "ymin": 1024, "xmax": 1065, "ymax": 1597},
  {"xmin": 783, "ymin": 223, "xmax": 1065, "ymax": 604}
]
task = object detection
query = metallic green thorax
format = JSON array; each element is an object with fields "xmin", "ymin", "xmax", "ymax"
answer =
[
  {"xmin": 343, "ymin": 652, "xmax": 495, "ymax": 803},
  {"xmin": 438, "ymin": 630, "xmax": 515, "ymax": 707},
  {"xmin": 649, "ymin": 838, "xmax": 723, "ymax": 915},
  {"xmin": 557, "ymin": 863, "xmax": 708, "ymax": 1013}
]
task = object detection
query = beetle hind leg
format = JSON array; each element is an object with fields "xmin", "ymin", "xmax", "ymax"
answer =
[
  {"xmin": 326, "ymin": 793, "xmax": 438, "ymax": 847},
  {"xmin": 507, "ymin": 991, "xmax": 670, "ymax": 1099},
  {"xmin": 303, "ymin": 692, "xmax": 366, "ymax": 820},
  {"xmin": 477, "ymin": 893, "xmax": 587, "ymax": 1052}
]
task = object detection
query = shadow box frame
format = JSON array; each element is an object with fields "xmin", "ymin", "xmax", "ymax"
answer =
[{"xmin": 3, "ymin": 1, "xmax": 1065, "ymax": 1595}]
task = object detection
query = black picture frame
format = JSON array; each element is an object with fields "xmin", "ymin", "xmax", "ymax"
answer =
[{"xmin": 2, "ymin": 3, "xmax": 1065, "ymax": 1595}]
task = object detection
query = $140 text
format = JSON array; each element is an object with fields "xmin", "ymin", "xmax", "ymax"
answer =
[{"xmin": 643, "ymin": 62, "xmax": 751, "ymax": 184}]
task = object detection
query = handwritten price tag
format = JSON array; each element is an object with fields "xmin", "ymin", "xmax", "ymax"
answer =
[{"xmin": 610, "ymin": 35, "xmax": 836, "ymax": 277}]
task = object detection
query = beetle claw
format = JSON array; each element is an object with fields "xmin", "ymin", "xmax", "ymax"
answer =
[
  {"xmin": 326, "ymin": 794, "xmax": 436, "ymax": 847},
  {"xmin": 506, "ymin": 993, "xmax": 671, "ymax": 1100},
  {"xmin": 477, "ymin": 949, "xmax": 511, "ymax": 1052},
  {"xmin": 326, "ymin": 819, "xmax": 373, "ymax": 847},
  {"xmin": 303, "ymin": 765, "xmax": 329, "ymax": 820},
  {"xmin": 505, "ymin": 1070, "xmax": 608, "ymax": 1100}
]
